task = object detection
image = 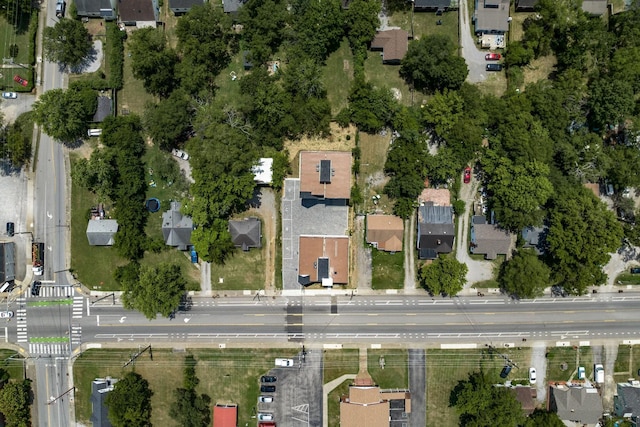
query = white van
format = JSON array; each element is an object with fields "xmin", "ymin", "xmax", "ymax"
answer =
[
  {"xmin": 594, "ymin": 364, "xmax": 604, "ymax": 383},
  {"xmin": 87, "ymin": 129, "xmax": 102, "ymax": 137}
]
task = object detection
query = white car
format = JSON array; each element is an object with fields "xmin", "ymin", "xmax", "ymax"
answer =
[
  {"xmin": 258, "ymin": 396, "xmax": 273, "ymax": 403},
  {"xmin": 171, "ymin": 148, "xmax": 189, "ymax": 160},
  {"xmin": 1, "ymin": 92, "xmax": 17, "ymax": 99},
  {"xmin": 0, "ymin": 311, "xmax": 14, "ymax": 319},
  {"xmin": 529, "ymin": 367, "xmax": 537, "ymax": 384},
  {"xmin": 257, "ymin": 413, "xmax": 273, "ymax": 421}
]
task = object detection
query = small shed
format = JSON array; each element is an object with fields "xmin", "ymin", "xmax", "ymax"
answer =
[
  {"xmin": 229, "ymin": 217, "xmax": 262, "ymax": 251},
  {"xmin": 213, "ymin": 403, "xmax": 237, "ymax": 427},
  {"xmin": 86, "ymin": 219, "xmax": 118, "ymax": 246},
  {"xmin": 92, "ymin": 96, "xmax": 113, "ymax": 123},
  {"xmin": 0, "ymin": 242, "xmax": 15, "ymax": 285},
  {"xmin": 91, "ymin": 378, "xmax": 117, "ymax": 427}
]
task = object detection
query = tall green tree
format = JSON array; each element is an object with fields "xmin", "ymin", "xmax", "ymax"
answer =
[
  {"xmin": 587, "ymin": 76, "xmax": 635, "ymax": 131},
  {"xmin": 239, "ymin": 0, "xmax": 289, "ymax": 64},
  {"xmin": 129, "ymin": 28, "xmax": 179, "ymax": 97},
  {"xmin": 43, "ymin": 19, "xmax": 92, "ymax": 69},
  {"xmin": 0, "ymin": 379, "xmax": 32, "ymax": 427},
  {"xmin": 169, "ymin": 355, "xmax": 211, "ymax": 427},
  {"xmin": 290, "ymin": 0, "xmax": 344, "ymax": 61},
  {"xmin": 422, "ymin": 89, "xmax": 464, "ymax": 140},
  {"xmin": 121, "ymin": 263, "xmax": 187, "ymax": 319},
  {"xmin": 523, "ymin": 409, "xmax": 564, "ymax": 427},
  {"xmin": 400, "ymin": 35, "xmax": 468, "ymax": 93},
  {"xmin": 546, "ymin": 186, "xmax": 623, "ymax": 294},
  {"xmin": 348, "ymin": 78, "xmax": 398, "ymax": 133},
  {"xmin": 344, "ymin": 0, "xmax": 379, "ymax": 52},
  {"xmin": 384, "ymin": 135, "xmax": 429, "ymax": 218},
  {"xmin": 32, "ymin": 87, "xmax": 97, "ymax": 142},
  {"xmin": 106, "ymin": 372, "xmax": 153, "ymax": 427},
  {"xmin": 450, "ymin": 371, "xmax": 526, "ymax": 427},
  {"xmin": 420, "ymin": 256, "xmax": 468, "ymax": 297},
  {"xmin": 143, "ymin": 89, "xmax": 193, "ymax": 151},
  {"xmin": 499, "ymin": 249, "xmax": 550, "ymax": 298}
]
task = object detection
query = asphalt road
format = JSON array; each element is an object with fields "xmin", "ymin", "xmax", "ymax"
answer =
[{"xmin": 72, "ymin": 294, "xmax": 640, "ymax": 346}]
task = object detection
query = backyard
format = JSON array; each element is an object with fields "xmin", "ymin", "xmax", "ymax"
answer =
[
  {"xmin": 73, "ymin": 348, "xmax": 296, "ymax": 426},
  {"xmin": 371, "ymin": 249, "xmax": 404, "ymax": 289},
  {"xmin": 323, "ymin": 39, "xmax": 354, "ymax": 115}
]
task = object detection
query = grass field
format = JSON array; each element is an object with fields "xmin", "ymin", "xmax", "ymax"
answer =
[
  {"xmin": 324, "ymin": 349, "xmax": 360, "ymax": 383},
  {"xmin": 358, "ymin": 132, "xmax": 394, "ymax": 214},
  {"xmin": 73, "ymin": 348, "xmax": 296, "ymax": 426},
  {"xmin": 213, "ymin": 49, "xmax": 246, "ymax": 111},
  {"xmin": 389, "ymin": 9, "xmax": 459, "ymax": 43},
  {"xmin": 323, "ymin": 39, "xmax": 354, "ymax": 115},
  {"xmin": 371, "ymin": 249, "xmax": 404, "ymax": 290},
  {"xmin": 118, "ymin": 42, "xmax": 154, "ymax": 116},
  {"xmin": 0, "ymin": 13, "xmax": 31, "ymax": 64},
  {"xmin": 368, "ymin": 349, "xmax": 407, "ymax": 388},
  {"xmin": 209, "ymin": 241, "xmax": 266, "ymax": 291},
  {"xmin": 426, "ymin": 347, "xmax": 532, "ymax": 427},
  {"xmin": 614, "ymin": 345, "xmax": 640, "ymax": 382},
  {"xmin": 364, "ymin": 52, "xmax": 420, "ymax": 107},
  {"xmin": 545, "ymin": 346, "xmax": 592, "ymax": 382},
  {"xmin": 69, "ymin": 154, "xmax": 199, "ymax": 291},
  {"xmin": 0, "ymin": 349, "xmax": 25, "ymax": 380},
  {"xmin": 615, "ymin": 272, "xmax": 640, "ymax": 285}
]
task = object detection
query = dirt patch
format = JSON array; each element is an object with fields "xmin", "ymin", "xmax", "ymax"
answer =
[
  {"xmin": 523, "ymin": 55, "xmax": 557, "ymax": 86},
  {"xmin": 343, "ymin": 59, "xmax": 350, "ymax": 71},
  {"xmin": 71, "ymin": 143, "xmax": 94, "ymax": 160},
  {"xmin": 84, "ymin": 19, "xmax": 107, "ymax": 37},
  {"xmin": 284, "ymin": 123, "xmax": 357, "ymax": 163}
]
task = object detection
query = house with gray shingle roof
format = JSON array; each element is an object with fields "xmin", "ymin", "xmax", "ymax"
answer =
[
  {"xmin": 521, "ymin": 226, "xmax": 547, "ymax": 255},
  {"xmin": 169, "ymin": 0, "xmax": 203, "ymax": 14},
  {"xmin": 417, "ymin": 203, "xmax": 454, "ymax": 259},
  {"xmin": 414, "ymin": 0, "xmax": 454, "ymax": 12},
  {"xmin": 75, "ymin": 0, "xmax": 117, "ymax": 19},
  {"xmin": 0, "ymin": 242, "xmax": 15, "ymax": 286},
  {"xmin": 582, "ymin": 0, "xmax": 607, "ymax": 15},
  {"xmin": 229, "ymin": 217, "xmax": 262, "ymax": 251},
  {"xmin": 92, "ymin": 96, "xmax": 112, "ymax": 123},
  {"xmin": 474, "ymin": 0, "xmax": 510, "ymax": 34},
  {"xmin": 162, "ymin": 201, "xmax": 193, "ymax": 251},
  {"xmin": 470, "ymin": 217, "xmax": 511, "ymax": 259},
  {"xmin": 91, "ymin": 378, "xmax": 117, "ymax": 427},
  {"xmin": 86, "ymin": 219, "xmax": 118, "ymax": 246},
  {"xmin": 370, "ymin": 29, "xmax": 409, "ymax": 64},
  {"xmin": 615, "ymin": 380, "xmax": 640, "ymax": 423},
  {"xmin": 549, "ymin": 384, "xmax": 603, "ymax": 425}
]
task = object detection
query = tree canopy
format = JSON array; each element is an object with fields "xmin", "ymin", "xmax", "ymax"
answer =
[
  {"xmin": 420, "ymin": 256, "xmax": 468, "ymax": 297},
  {"xmin": 32, "ymin": 85, "xmax": 97, "ymax": 142},
  {"xmin": 143, "ymin": 89, "xmax": 193, "ymax": 151},
  {"xmin": 0, "ymin": 379, "xmax": 32, "ymax": 427},
  {"xmin": 400, "ymin": 35, "xmax": 468, "ymax": 93},
  {"xmin": 129, "ymin": 28, "xmax": 179, "ymax": 97},
  {"xmin": 43, "ymin": 19, "xmax": 93, "ymax": 70},
  {"xmin": 499, "ymin": 249, "xmax": 550, "ymax": 298},
  {"xmin": 106, "ymin": 372, "xmax": 153, "ymax": 427},
  {"xmin": 120, "ymin": 263, "xmax": 187, "ymax": 319},
  {"xmin": 290, "ymin": 0, "xmax": 344, "ymax": 61},
  {"xmin": 169, "ymin": 355, "xmax": 211, "ymax": 427}
]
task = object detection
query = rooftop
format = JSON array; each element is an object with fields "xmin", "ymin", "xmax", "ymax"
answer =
[
  {"xmin": 0, "ymin": 242, "xmax": 15, "ymax": 284},
  {"xmin": 583, "ymin": 182, "xmax": 601, "ymax": 198},
  {"xmin": 162, "ymin": 201, "xmax": 193, "ymax": 250},
  {"xmin": 582, "ymin": 0, "xmax": 607, "ymax": 15},
  {"xmin": 118, "ymin": 0, "xmax": 157, "ymax": 22},
  {"xmin": 366, "ymin": 215, "xmax": 404, "ymax": 252},
  {"xmin": 86, "ymin": 219, "xmax": 118, "ymax": 246},
  {"xmin": 92, "ymin": 96, "xmax": 112, "ymax": 123},
  {"xmin": 471, "ymin": 223, "xmax": 511, "ymax": 259},
  {"xmin": 418, "ymin": 188, "xmax": 451, "ymax": 206},
  {"xmin": 299, "ymin": 151, "xmax": 352, "ymax": 201},
  {"xmin": 475, "ymin": 0, "xmax": 510, "ymax": 33},
  {"xmin": 298, "ymin": 235, "xmax": 349, "ymax": 286},
  {"xmin": 213, "ymin": 403, "xmax": 237, "ymax": 427},
  {"xmin": 370, "ymin": 29, "xmax": 409, "ymax": 63},
  {"xmin": 418, "ymin": 203, "xmax": 453, "ymax": 225},
  {"xmin": 252, "ymin": 157, "xmax": 273, "ymax": 185},
  {"xmin": 229, "ymin": 217, "xmax": 262, "ymax": 251},
  {"xmin": 549, "ymin": 384, "xmax": 603, "ymax": 424}
]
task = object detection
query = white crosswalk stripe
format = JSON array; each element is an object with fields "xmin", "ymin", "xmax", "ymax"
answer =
[
  {"xmin": 71, "ymin": 325, "xmax": 82, "ymax": 345},
  {"xmin": 29, "ymin": 285, "xmax": 73, "ymax": 298},
  {"xmin": 28, "ymin": 343, "xmax": 69, "ymax": 356},
  {"xmin": 15, "ymin": 298, "xmax": 27, "ymax": 343},
  {"xmin": 72, "ymin": 297, "xmax": 84, "ymax": 319}
]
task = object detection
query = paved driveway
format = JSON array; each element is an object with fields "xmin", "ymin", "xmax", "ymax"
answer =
[
  {"xmin": 459, "ymin": 0, "xmax": 489, "ymax": 83},
  {"xmin": 1, "ymin": 94, "xmax": 36, "ymax": 123},
  {"xmin": 408, "ymin": 349, "xmax": 426, "ymax": 427}
]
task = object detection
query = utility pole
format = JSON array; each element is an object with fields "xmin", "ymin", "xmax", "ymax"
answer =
[
  {"xmin": 48, "ymin": 386, "xmax": 74, "ymax": 405},
  {"xmin": 123, "ymin": 345, "xmax": 153, "ymax": 368},
  {"xmin": 92, "ymin": 293, "xmax": 115, "ymax": 305}
]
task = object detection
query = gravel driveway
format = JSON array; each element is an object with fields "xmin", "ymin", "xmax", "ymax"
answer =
[
  {"xmin": 1, "ymin": 94, "xmax": 36, "ymax": 123},
  {"xmin": 459, "ymin": 0, "xmax": 489, "ymax": 83},
  {"xmin": 530, "ymin": 342, "xmax": 548, "ymax": 402}
]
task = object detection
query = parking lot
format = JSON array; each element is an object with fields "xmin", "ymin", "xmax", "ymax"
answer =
[{"xmin": 257, "ymin": 350, "xmax": 323, "ymax": 426}]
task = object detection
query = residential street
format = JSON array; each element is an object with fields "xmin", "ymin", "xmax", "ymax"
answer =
[{"xmin": 459, "ymin": 0, "xmax": 489, "ymax": 83}]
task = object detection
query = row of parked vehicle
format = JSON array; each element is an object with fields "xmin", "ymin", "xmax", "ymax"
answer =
[{"xmin": 258, "ymin": 376, "xmax": 276, "ymax": 422}]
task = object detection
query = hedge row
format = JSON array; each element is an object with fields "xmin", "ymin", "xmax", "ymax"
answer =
[{"xmin": 105, "ymin": 21, "xmax": 126, "ymax": 90}]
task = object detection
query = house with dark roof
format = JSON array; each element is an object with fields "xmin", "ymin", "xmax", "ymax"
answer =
[
  {"xmin": 549, "ymin": 384, "xmax": 603, "ymax": 425},
  {"xmin": 76, "ymin": 0, "xmax": 117, "ymax": 19},
  {"xmin": 474, "ymin": 0, "xmax": 510, "ymax": 34},
  {"xmin": 213, "ymin": 403, "xmax": 237, "ymax": 427},
  {"xmin": 162, "ymin": 201, "xmax": 193, "ymax": 251},
  {"xmin": 521, "ymin": 226, "xmax": 547, "ymax": 255},
  {"xmin": 509, "ymin": 386, "xmax": 536, "ymax": 415},
  {"xmin": 470, "ymin": 217, "xmax": 511, "ymax": 259},
  {"xmin": 340, "ymin": 372, "xmax": 411, "ymax": 426},
  {"xmin": 118, "ymin": 0, "xmax": 158, "ymax": 28},
  {"xmin": 417, "ymin": 203, "xmax": 454, "ymax": 259},
  {"xmin": 582, "ymin": 0, "xmax": 607, "ymax": 15},
  {"xmin": 92, "ymin": 96, "xmax": 112, "ymax": 123},
  {"xmin": 515, "ymin": 0, "xmax": 538, "ymax": 11},
  {"xmin": 169, "ymin": 0, "xmax": 203, "ymax": 14},
  {"xmin": 86, "ymin": 219, "xmax": 118, "ymax": 246},
  {"xmin": 229, "ymin": 217, "xmax": 262, "ymax": 251},
  {"xmin": 299, "ymin": 151, "xmax": 352, "ymax": 205},
  {"xmin": 413, "ymin": 0, "xmax": 453, "ymax": 12},
  {"xmin": 615, "ymin": 380, "xmax": 640, "ymax": 423},
  {"xmin": 298, "ymin": 235, "xmax": 349, "ymax": 286},
  {"xmin": 370, "ymin": 29, "xmax": 409, "ymax": 64},
  {"xmin": 0, "ymin": 242, "xmax": 15, "ymax": 286},
  {"xmin": 366, "ymin": 215, "xmax": 404, "ymax": 252},
  {"xmin": 91, "ymin": 377, "xmax": 117, "ymax": 427}
]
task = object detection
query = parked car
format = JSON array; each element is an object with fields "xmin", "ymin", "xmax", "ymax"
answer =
[
  {"xmin": 259, "ymin": 396, "xmax": 273, "ymax": 403},
  {"xmin": 0, "ymin": 311, "xmax": 13, "ymax": 319},
  {"xmin": 31, "ymin": 281, "xmax": 42, "ymax": 297},
  {"xmin": 486, "ymin": 64, "xmax": 503, "ymax": 72},
  {"xmin": 6, "ymin": 222, "xmax": 14, "ymax": 237},
  {"xmin": 13, "ymin": 75, "xmax": 28, "ymax": 87},
  {"xmin": 55, "ymin": 0, "xmax": 65, "ymax": 17},
  {"xmin": 630, "ymin": 267, "xmax": 640, "ymax": 274},
  {"xmin": 261, "ymin": 375, "xmax": 277, "ymax": 383},
  {"xmin": 500, "ymin": 365, "xmax": 512, "ymax": 378},
  {"xmin": 464, "ymin": 166, "xmax": 471, "ymax": 184},
  {"xmin": 529, "ymin": 367, "xmax": 536, "ymax": 384},
  {"xmin": 171, "ymin": 148, "xmax": 189, "ymax": 160},
  {"xmin": 485, "ymin": 53, "xmax": 501, "ymax": 60},
  {"xmin": 1, "ymin": 92, "xmax": 17, "ymax": 99},
  {"xmin": 578, "ymin": 366, "xmax": 585, "ymax": 379},
  {"xmin": 260, "ymin": 385, "xmax": 276, "ymax": 393},
  {"xmin": 258, "ymin": 413, "xmax": 273, "ymax": 421}
]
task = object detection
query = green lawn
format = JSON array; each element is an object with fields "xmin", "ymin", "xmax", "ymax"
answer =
[
  {"xmin": 545, "ymin": 346, "xmax": 592, "ymax": 383},
  {"xmin": 0, "ymin": 349, "xmax": 25, "ymax": 381},
  {"xmin": 371, "ymin": 249, "xmax": 404, "ymax": 290},
  {"xmin": 616, "ymin": 273, "xmax": 640, "ymax": 285},
  {"xmin": 73, "ymin": 348, "xmax": 296, "ymax": 426},
  {"xmin": 426, "ymin": 347, "xmax": 532, "ymax": 427},
  {"xmin": 70, "ymin": 154, "xmax": 199, "ymax": 291},
  {"xmin": 118, "ymin": 43, "xmax": 154, "ymax": 116},
  {"xmin": 0, "ymin": 13, "xmax": 32, "ymax": 65},
  {"xmin": 389, "ymin": 9, "xmax": 459, "ymax": 43},
  {"xmin": 213, "ymin": 49, "xmax": 246, "ymax": 111},
  {"xmin": 328, "ymin": 379, "xmax": 351, "ymax": 427},
  {"xmin": 364, "ymin": 52, "xmax": 419, "ymax": 107},
  {"xmin": 324, "ymin": 349, "xmax": 359, "ymax": 383},
  {"xmin": 613, "ymin": 345, "xmax": 640, "ymax": 382},
  {"xmin": 367, "ymin": 349, "xmax": 407, "ymax": 388},
  {"xmin": 322, "ymin": 38, "xmax": 354, "ymax": 115}
]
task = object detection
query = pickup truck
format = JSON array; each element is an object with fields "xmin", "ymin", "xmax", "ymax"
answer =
[{"xmin": 275, "ymin": 358, "xmax": 294, "ymax": 367}]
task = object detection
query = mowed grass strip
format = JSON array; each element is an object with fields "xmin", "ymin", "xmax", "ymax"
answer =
[
  {"xmin": 323, "ymin": 38, "xmax": 354, "ymax": 115},
  {"xmin": 545, "ymin": 346, "xmax": 592, "ymax": 383},
  {"xmin": 327, "ymin": 379, "xmax": 351, "ymax": 427},
  {"xmin": 367, "ymin": 349, "xmax": 407, "ymax": 388},
  {"xmin": 389, "ymin": 9, "xmax": 459, "ymax": 43},
  {"xmin": 371, "ymin": 249, "xmax": 404, "ymax": 290},
  {"xmin": 324, "ymin": 349, "xmax": 359, "ymax": 383},
  {"xmin": 74, "ymin": 348, "xmax": 297, "ymax": 427},
  {"xmin": 0, "ymin": 349, "xmax": 25, "ymax": 380},
  {"xmin": 426, "ymin": 348, "xmax": 532, "ymax": 427}
]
